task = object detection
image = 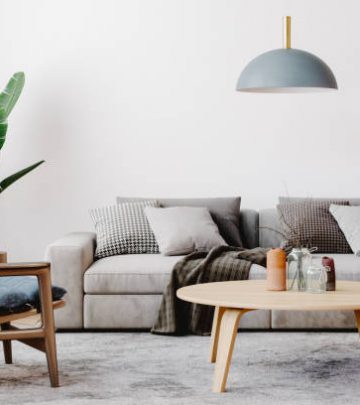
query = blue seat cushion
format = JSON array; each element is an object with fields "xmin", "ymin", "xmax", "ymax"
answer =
[{"xmin": 0, "ymin": 276, "xmax": 67, "ymax": 315}]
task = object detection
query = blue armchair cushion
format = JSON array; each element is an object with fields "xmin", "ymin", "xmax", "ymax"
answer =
[{"xmin": 0, "ymin": 276, "xmax": 67, "ymax": 315}]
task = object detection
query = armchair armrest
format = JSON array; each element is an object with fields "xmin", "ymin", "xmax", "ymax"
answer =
[
  {"xmin": 45, "ymin": 232, "xmax": 96, "ymax": 329},
  {"xmin": 0, "ymin": 262, "xmax": 49, "ymax": 277}
]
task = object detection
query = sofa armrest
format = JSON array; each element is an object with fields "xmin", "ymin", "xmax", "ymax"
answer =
[{"xmin": 44, "ymin": 232, "xmax": 96, "ymax": 329}]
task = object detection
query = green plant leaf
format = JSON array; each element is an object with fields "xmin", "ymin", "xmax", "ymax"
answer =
[
  {"xmin": 0, "ymin": 72, "xmax": 25, "ymax": 123},
  {"xmin": 0, "ymin": 122, "xmax": 8, "ymax": 150},
  {"xmin": 0, "ymin": 160, "xmax": 44, "ymax": 193},
  {"xmin": 0, "ymin": 72, "xmax": 25, "ymax": 150}
]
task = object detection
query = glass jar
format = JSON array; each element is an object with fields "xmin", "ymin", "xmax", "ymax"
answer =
[
  {"xmin": 306, "ymin": 265, "xmax": 328, "ymax": 293},
  {"xmin": 286, "ymin": 248, "xmax": 312, "ymax": 291}
]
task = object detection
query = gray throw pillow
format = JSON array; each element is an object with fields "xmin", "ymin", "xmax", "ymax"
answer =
[
  {"xmin": 144, "ymin": 206, "xmax": 227, "ymax": 255},
  {"xmin": 277, "ymin": 199, "xmax": 351, "ymax": 253},
  {"xmin": 116, "ymin": 196, "xmax": 242, "ymax": 247},
  {"xmin": 90, "ymin": 200, "xmax": 159, "ymax": 259}
]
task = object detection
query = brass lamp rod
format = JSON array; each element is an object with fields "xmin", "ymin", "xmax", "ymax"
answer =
[{"xmin": 283, "ymin": 16, "xmax": 291, "ymax": 49}]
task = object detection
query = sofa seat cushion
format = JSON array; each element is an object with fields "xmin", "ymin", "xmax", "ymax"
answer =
[
  {"xmin": 312, "ymin": 254, "xmax": 360, "ymax": 280},
  {"xmin": 248, "ymin": 263, "xmax": 267, "ymax": 280},
  {"xmin": 84, "ymin": 254, "xmax": 183, "ymax": 294},
  {"xmin": 84, "ymin": 254, "xmax": 267, "ymax": 294}
]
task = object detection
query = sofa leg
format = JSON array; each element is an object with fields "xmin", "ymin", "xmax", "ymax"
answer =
[
  {"xmin": 1, "ymin": 323, "xmax": 12, "ymax": 364},
  {"xmin": 354, "ymin": 310, "xmax": 360, "ymax": 337}
]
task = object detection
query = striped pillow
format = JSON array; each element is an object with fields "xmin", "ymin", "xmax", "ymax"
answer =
[{"xmin": 90, "ymin": 200, "xmax": 159, "ymax": 259}]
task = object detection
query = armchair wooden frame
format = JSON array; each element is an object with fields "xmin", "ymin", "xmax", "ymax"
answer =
[{"xmin": 0, "ymin": 254, "xmax": 65, "ymax": 387}]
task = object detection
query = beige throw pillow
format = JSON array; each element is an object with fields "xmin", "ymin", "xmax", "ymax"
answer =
[
  {"xmin": 330, "ymin": 204, "xmax": 360, "ymax": 256},
  {"xmin": 144, "ymin": 206, "xmax": 227, "ymax": 256}
]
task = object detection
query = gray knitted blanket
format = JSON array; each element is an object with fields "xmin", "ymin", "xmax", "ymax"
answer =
[{"xmin": 151, "ymin": 246, "xmax": 267, "ymax": 336}]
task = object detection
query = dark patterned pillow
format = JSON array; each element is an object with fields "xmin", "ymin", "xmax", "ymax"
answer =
[
  {"xmin": 90, "ymin": 200, "xmax": 160, "ymax": 259},
  {"xmin": 277, "ymin": 199, "xmax": 352, "ymax": 253}
]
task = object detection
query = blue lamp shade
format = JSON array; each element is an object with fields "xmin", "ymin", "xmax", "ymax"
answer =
[{"xmin": 236, "ymin": 48, "xmax": 338, "ymax": 93}]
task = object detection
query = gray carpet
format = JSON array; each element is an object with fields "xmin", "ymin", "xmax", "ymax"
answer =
[{"xmin": 0, "ymin": 332, "xmax": 359, "ymax": 404}]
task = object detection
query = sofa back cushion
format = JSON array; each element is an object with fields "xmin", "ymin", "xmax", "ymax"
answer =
[
  {"xmin": 239, "ymin": 209, "xmax": 259, "ymax": 249},
  {"xmin": 259, "ymin": 208, "xmax": 282, "ymax": 248},
  {"xmin": 279, "ymin": 197, "xmax": 360, "ymax": 205},
  {"xmin": 116, "ymin": 196, "xmax": 242, "ymax": 247}
]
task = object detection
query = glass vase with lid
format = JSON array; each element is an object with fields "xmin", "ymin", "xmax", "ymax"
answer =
[{"xmin": 286, "ymin": 247, "xmax": 313, "ymax": 291}]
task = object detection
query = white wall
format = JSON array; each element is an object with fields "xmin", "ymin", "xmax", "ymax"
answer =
[{"xmin": 0, "ymin": 0, "xmax": 359, "ymax": 260}]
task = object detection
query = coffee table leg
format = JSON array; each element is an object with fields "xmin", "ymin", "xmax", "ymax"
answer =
[
  {"xmin": 354, "ymin": 310, "xmax": 360, "ymax": 336},
  {"xmin": 212, "ymin": 308, "xmax": 248, "ymax": 393},
  {"xmin": 209, "ymin": 306, "xmax": 225, "ymax": 363}
]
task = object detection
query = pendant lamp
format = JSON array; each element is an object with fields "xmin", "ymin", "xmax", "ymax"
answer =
[{"xmin": 236, "ymin": 16, "xmax": 338, "ymax": 93}]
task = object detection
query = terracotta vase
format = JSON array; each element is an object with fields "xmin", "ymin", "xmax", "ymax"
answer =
[{"xmin": 266, "ymin": 248, "xmax": 286, "ymax": 291}]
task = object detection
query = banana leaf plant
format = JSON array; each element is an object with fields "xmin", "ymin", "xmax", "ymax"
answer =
[{"xmin": 0, "ymin": 72, "xmax": 44, "ymax": 193}]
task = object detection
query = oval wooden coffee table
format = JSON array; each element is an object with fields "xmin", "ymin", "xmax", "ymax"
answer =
[{"xmin": 177, "ymin": 279, "xmax": 360, "ymax": 393}]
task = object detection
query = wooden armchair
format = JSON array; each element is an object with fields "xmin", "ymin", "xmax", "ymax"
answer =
[{"xmin": 0, "ymin": 254, "xmax": 65, "ymax": 387}]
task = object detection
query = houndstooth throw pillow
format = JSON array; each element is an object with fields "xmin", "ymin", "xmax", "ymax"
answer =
[
  {"xmin": 90, "ymin": 200, "xmax": 160, "ymax": 259},
  {"xmin": 277, "ymin": 199, "xmax": 352, "ymax": 253}
]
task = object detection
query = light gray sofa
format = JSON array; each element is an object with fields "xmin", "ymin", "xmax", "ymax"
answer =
[{"xmin": 45, "ymin": 206, "xmax": 360, "ymax": 330}]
